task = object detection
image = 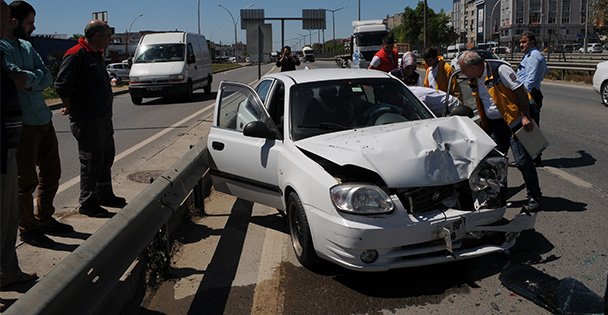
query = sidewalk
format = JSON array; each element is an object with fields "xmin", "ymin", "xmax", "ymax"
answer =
[{"xmin": 0, "ymin": 85, "xmax": 213, "ymax": 312}]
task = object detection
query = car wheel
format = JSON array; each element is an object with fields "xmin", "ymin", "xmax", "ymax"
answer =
[
  {"xmin": 184, "ymin": 80, "xmax": 193, "ymax": 101},
  {"xmin": 203, "ymin": 75, "xmax": 212, "ymax": 95},
  {"xmin": 287, "ymin": 192, "xmax": 320, "ymax": 267},
  {"xmin": 131, "ymin": 95, "xmax": 142, "ymax": 105},
  {"xmin": 601, "ymin": 82, "xmax": 608, "ymax": 105}
]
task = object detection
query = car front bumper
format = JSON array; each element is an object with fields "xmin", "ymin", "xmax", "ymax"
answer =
[
  {"xmin": 129, "ymin": 83, "xmax": 188, "ymax": 98},
  {"xmin": 306, "ymin": 204, "xmax": 537, "ymax": 272}
]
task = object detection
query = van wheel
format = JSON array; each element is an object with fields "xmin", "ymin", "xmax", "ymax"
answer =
[
  {"xmin": 131, "ymin": 95, "xmax": 142, "ymax": 105},
  {"xmin": 185, "ymin": 81, "xmax": 194, "ymax": 101},
  {"xmin": 204, "ymin": 75, "xmax": 212, "ymax": 95},
  {"xmin": 287, "ymin": 192, "xmax": 320, "ymax": 267}
]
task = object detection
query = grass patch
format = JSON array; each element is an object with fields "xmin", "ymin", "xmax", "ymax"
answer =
[
  {"xmin": 212, "ymin": 63, "xmax": 241, "ymax": 72},
  {"xmin": 42, "ymin": 87, "xmax": 59, "ymax": 99},
  {"xmin": 546, "ymin": 69, "xmax": 593, "ymax": 84}
]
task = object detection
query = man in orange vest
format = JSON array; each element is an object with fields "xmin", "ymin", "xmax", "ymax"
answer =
[
  {"xmin": 422, "ymin": 47, "xmax": 460, "ymax": 100},
  {"xmin": 368, "ymin": 35, "xmax": 399, "ymax": 72},
  {"xmin": 458, "ymin": 50, "xmax": 541, "ymax": 211}
]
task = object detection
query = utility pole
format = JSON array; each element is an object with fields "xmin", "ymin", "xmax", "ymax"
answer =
[{"xmin": 423, "ymin": 0, "xmax": 427, "ymax": 49}]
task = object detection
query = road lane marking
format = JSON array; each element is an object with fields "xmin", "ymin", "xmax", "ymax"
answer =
[
  {"xmin": 56, "ymin": 74, "xmax": 268, "ymax": 195},
  {"xmin": 56, "ymin": 103, "xmax": 214, "ymax": 194},
  {"xmin": 542, "ymin": 166, "xmax": 593, "ymax": 189}
]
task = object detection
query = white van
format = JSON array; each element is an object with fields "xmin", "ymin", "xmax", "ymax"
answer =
[
  {"xmin": 128, "ymin": 32, "xmax": 212, "ymax": 105},
  {"xmin": 446, "ymin": 44, "xmax": 465, "ymax": 59}
]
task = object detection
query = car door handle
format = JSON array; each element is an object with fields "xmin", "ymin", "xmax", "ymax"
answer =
[{"xmin": 211, "ymin": 141, "xmax": 224, "ymax": 151}]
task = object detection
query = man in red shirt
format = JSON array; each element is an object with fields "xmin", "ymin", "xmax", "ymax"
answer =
[{"xmin": 368, "ymin": 35, "xmax": 398, "ymax": 72}]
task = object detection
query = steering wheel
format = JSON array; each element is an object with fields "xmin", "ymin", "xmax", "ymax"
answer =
[{"xmin": 364, "ymin": 104, "xmax": 403, "ymax": 126}]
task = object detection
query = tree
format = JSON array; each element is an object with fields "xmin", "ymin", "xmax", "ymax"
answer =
[{"xmin": 392, "ymin": 1, "xmax": 457, "ymax": 51}]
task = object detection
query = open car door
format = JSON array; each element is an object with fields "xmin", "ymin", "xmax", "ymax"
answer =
[{"xmin": 207, "ymin": 81, "xmax": 284, "ymax": 210}]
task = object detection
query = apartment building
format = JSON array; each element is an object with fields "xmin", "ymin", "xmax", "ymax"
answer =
[{"xmin": 452, "ymin": 0, "xmax": 592, "ymax": 49}]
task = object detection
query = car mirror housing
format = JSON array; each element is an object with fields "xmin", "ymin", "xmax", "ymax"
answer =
[
  {"xmin": 450, "ymin": 106, "xmax": 474, "ymax": 118},
  {"xmin": 243, "ymin": 121, "xmax": 276, "ymax": 139}
]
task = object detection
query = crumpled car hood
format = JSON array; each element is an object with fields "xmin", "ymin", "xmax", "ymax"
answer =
[{"xmin": 295, "ymin": 116, "xmax": 497, "ymax": 187}]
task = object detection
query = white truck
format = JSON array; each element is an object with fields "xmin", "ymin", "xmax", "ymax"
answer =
[
  {"xmin": 302, "ymin": 45, "xmax": 315, "ymax": 62},
  {"xmin": 335, "ymin": 20, "xmax": 389, "ymax": 68}
]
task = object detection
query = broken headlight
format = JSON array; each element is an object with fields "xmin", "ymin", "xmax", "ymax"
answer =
[
  {"xmin": 469, "ymin": 156, "xmax": 508, "ymax": 209},
  {"xmin": 330, "ymin": 184, "xmax": 394, "ymax": 214}
]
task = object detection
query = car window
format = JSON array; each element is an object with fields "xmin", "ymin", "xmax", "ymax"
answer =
[
  {"xmin": 290, "ymin": 78, "xmax": 434, "ymax": 141},
  {"xmin": 217, "ymin": 83, "xmax": 267, "ymax": 131},
  {"xmin": 255, "ymin": 79, "xmax": 273, "ymax": 103}
]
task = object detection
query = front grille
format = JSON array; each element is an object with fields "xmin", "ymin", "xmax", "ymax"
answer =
[{"xmin": 396, "ymin": 181, "xmax": 473, "ymax": 213}]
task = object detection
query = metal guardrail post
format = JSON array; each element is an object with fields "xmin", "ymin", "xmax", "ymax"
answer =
[{"xmin": 4, "ymin": 142, "xmax": 211, "ymax": 315}]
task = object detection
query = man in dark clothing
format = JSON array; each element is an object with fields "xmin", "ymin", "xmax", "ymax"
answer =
[
  {"xmin": 276, "ymin": 46, "xmax": 300, "ymax": 72},
  {"xmin": 54, "ymin": 20, "xmax": 126, "ymax": 218}
]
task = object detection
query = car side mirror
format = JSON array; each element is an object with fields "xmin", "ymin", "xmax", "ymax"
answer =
[
  {"xmin": 127, "ymin": 57, "xmax": 133, "ymax": 66},
  {"xmin": 243, "ymin": 121, "xmax": 276, "ymax": 139},
  {"xmin": 450, "ymin": 105, "xmax": 474, "ymax": 118}
]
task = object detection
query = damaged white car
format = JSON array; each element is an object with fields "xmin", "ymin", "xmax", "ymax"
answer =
[{"xmin": 207, "ymin": 68, "xmax": 536, "ymax": 271}]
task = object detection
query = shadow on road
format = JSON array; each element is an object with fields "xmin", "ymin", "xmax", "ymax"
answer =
[{"xmin": 542, "ymin": 150, "xmax": 596, "ymax": 169}]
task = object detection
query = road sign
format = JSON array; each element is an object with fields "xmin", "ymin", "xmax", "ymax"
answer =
[
  {"xmin": 302, "ymin": 9, "xmax": 326, "ymax": 30},
  {"xmin": 241, "ymin": 9, "xmax": 265, "ymax": 30},
  {"xmin": 92, "ymin": 11, "xmax": 108, "ymax": 22}
]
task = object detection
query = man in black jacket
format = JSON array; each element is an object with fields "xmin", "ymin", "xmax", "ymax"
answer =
[
  {"xmin": 55, "ymin": 20, "xmax": 126, "ymax": 218},
  {"xmin": 276, "ymin": 46, "xmax": 300, "ymax": 72}
]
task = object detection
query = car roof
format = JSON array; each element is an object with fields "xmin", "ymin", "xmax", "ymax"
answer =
[{"xmin": 263, "ymin": 68, "xmax": 393, "ymax": 85}]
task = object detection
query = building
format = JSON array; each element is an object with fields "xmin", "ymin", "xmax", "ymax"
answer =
[{"xmin": 452, "ymin": 0, "xmax": 594, "ymax": 49}]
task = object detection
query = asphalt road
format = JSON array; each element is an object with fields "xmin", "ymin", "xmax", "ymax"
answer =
[
  {"xmin": 50, "ymin": 63, "xmax": 276, "ymax": 214},
  {"xmin": 41, "ymin": 60, "xmax": 607, "ymax": 314}
]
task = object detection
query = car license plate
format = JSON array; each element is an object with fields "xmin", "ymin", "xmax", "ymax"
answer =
[{"xmin": 147, "ymin": 87, "xmax": 162, "ymax": 91}]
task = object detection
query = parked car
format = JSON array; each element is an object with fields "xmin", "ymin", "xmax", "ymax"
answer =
[
  {"xmin": 579, "ymin": 43, "xmax": 603, "ymax": 53},
  {"xmin": 490, "ymin": 46, "xmax": 511, "ymax": 54},
  {"xmin": 592, "ymin": 60, "xmax": 608, "ymax": 104},
  {"xmin": 207, "ymin": 68, "xmax": 536, "ymax": 271},
  {"xmin": 106, "ymin": 63, "xmax": 130, "ymax": 79},
  {"xmin": 451, "ymin": 49, "xmax": 502, "ymax": 72}
]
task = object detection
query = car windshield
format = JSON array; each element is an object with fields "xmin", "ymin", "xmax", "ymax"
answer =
[
  {"xmin": 290, "ymin": 78, "xmax": 434, "ymax": 141},
  {"xmin": 133, "ymin": 44, "xmax": 185, "ymax": 63}
]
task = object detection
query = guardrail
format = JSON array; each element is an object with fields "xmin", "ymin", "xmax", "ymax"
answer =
[{"xmin": 4, "ymin": 141, "xmax": 211, "ymax": 314}]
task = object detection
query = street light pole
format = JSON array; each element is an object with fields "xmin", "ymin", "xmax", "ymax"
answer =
[
  {"xmin": 489, "ymin": 0, "xmax": 501, "ymax": 43},
  {"xmin": 218, "ymin": 4, "xmax": 237, "ymax": 59},
  {"xmin": 584, "ymin": 0, "xmax": 590, "ymax": 52},
  {"xmin": 197, "ymin": 0, "xmax": 201, "ymax": 34},
  {"xmin": 126, "ymin": 14, "xmax": 143, "ymax": 59},
  {"xmin": 325, "ymin": 7, "xmax": 347, "ymax": 56}
]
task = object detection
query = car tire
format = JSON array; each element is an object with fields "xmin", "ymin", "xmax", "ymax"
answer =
[
  {"xmin": 204, "ymin": 75, "xmax": 212, "ymax": 95},
  {"xmin": 131, "ymin": 95, "xmax": 142, "ymax": 105},
  {"xmin": 287, "ymin": 191, "xmax": 320, "ymax": 267},
  {"xmin": 601, "ymin": 82, "xmax": 608, "ymax": 105},
  {"xmin": 184, "ymin": 80, "xmax": 193, "ymax": 101}
]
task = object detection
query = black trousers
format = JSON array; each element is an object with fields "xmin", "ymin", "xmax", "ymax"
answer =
[{"xmin": 70, "ymin": 117, "xmax": 116, "ymax": 207}]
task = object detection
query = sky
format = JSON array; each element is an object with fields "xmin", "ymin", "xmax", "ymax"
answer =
[{"xmin": 25, "ymin": 0, "xmax": 452, "ymax": 51}]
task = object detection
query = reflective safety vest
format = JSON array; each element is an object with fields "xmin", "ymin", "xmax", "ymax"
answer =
[{"xmin": 469, "ymin": 60, "xmax": 523, "ymax": 129}]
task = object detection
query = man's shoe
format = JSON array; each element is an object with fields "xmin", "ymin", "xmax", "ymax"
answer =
[
  {"xmin": 38, "ymin": 217, "xmax": 74, "ymax": 235},
  {"xmin": 79, "ymin": 204, "xmax": 112, "ymax": 218},
  {"xmin": 527, "ymin": 197, "xmax": 541, "ymax": 212},
  {"xmin": 98, "ymin": 195, "xmax": 127, "ymax": 208},
  {"xmin": 20, "ymin": 229, "xmax": 56, "ymax": 248},
  {"xmin": 0, "ymin": 271, "xmax": 38, "ymax": 290}
]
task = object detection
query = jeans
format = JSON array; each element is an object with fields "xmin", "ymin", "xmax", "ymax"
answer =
[{"xmin": 486, "ymin": 118, "xmax": 542, "ymax": 198}]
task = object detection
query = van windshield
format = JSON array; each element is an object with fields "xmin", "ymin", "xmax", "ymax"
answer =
[{"xmin": 133, "ymin": 44, "xmax": 185, "ymax": 63}]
